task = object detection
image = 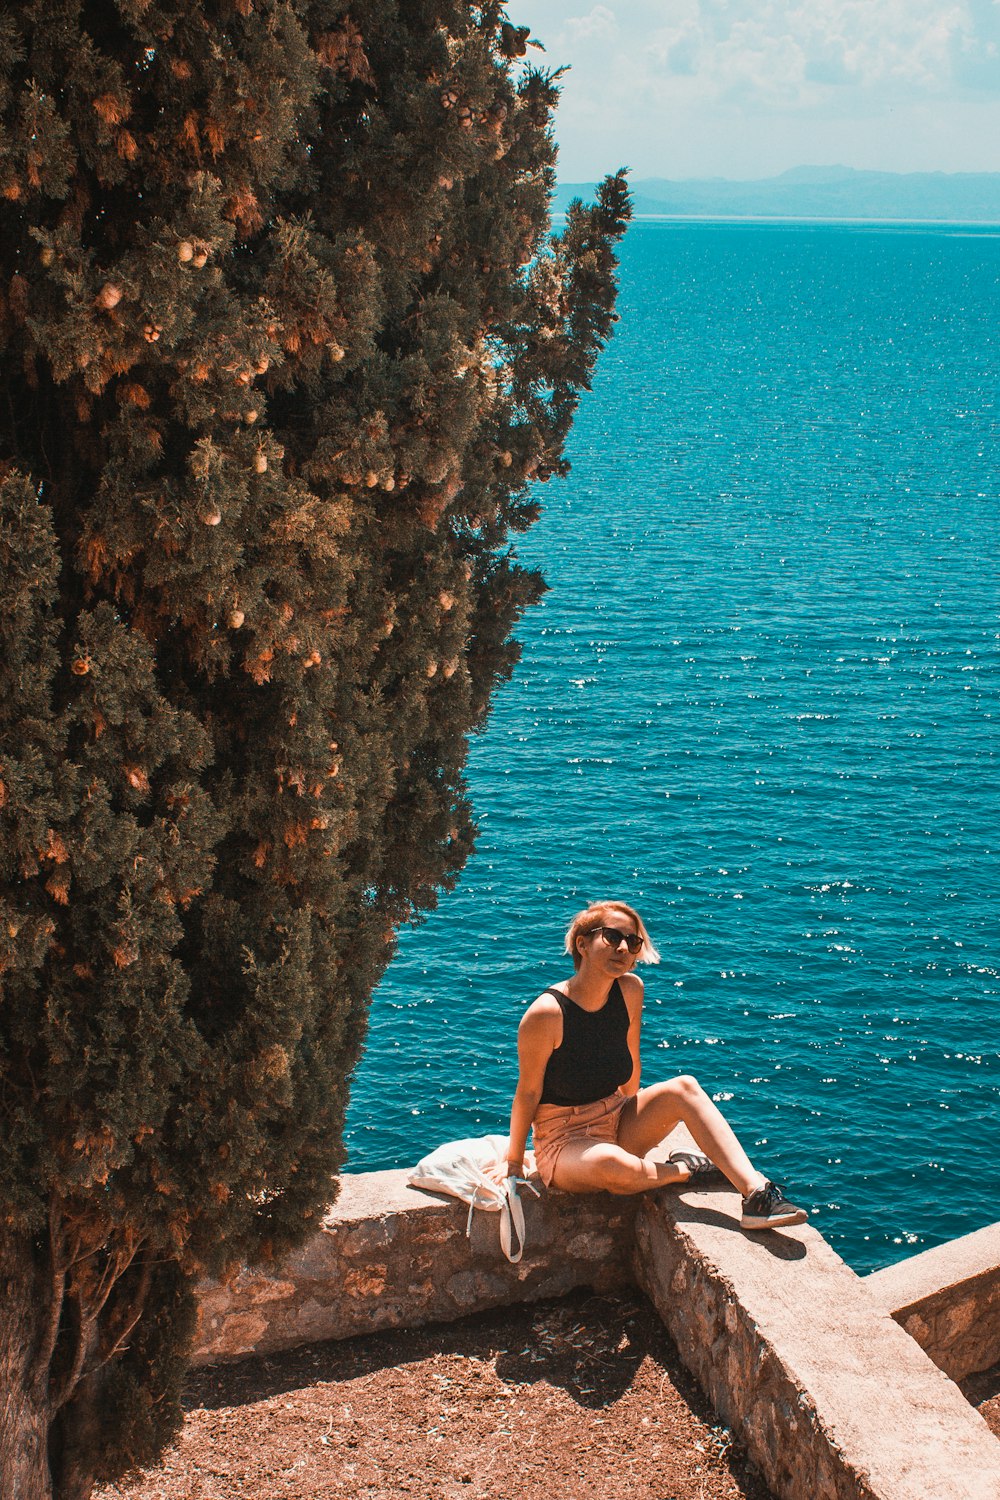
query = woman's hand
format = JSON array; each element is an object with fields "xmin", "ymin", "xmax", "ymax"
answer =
[{"xmin": 485, "ymin": 1154, "xmax": 521, "ymax": 1186}]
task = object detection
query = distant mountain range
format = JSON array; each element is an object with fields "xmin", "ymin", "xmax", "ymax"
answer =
[{"xmin": 554, "ymin": 166, "xmax": 1000, "ymax": 222}]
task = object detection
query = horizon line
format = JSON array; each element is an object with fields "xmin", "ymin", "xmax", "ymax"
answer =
[{"xmin": 556, "ymin": 165, "xmax": 1000, "ymax": 184}]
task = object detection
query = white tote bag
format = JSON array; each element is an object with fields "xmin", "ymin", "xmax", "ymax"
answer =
[{"xmin": 408, "ymin": 1134, "xmax": 539, "ymax": 1264}]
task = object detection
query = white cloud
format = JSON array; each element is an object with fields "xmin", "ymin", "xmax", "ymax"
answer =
[
  {"xmin": 563, "ymin": 4, "xmax": 619, "ymax": 44},
  {"xmin": 536, "ymin": 0, "xmax": 1000, "ymax": 176},
  {"xmin": 794, "ymin": 0, "xmax": 968, "ymax": 88},
  {"xmin": 644, "ymin": 0, "xmax": 973, "ymax": 104},
  {"xmin": 711, "ymin": 19, "xmax": 809, "ymax": 103}
]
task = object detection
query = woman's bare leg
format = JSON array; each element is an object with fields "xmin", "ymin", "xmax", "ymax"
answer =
[
  {"xmin": 617, "ymin": 1075, "xmax": 766, "ymax": 1197},
  {"xmin": 549, "ymin": 1137, "xmax": 690, "ymax": 1196}
]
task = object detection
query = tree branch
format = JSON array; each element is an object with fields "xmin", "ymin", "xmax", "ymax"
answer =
[
  {"xmin": 35, "ymin": 1201, "xmax": 68, "ymax": 1387},
  {"xmin": 48, "ymin": 1233, "xmax": 141, "ymax": 1412},
  {"xmin": 97, "ymin": 1256, "xmax": 153, "ymax": 1368},
  {"xmin": 49, "ymin": 1292, "xmax": 92, "ymax": 1414}
]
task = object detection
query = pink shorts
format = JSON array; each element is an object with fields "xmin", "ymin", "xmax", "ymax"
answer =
[{"xmin": 531, "ymin": 1090, "xmax": 629, "ymax": 1189}]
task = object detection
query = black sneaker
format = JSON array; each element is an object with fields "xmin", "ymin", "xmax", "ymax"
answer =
[{"xmin": 740, "ymin": 1179, "xmax": 808, "ymax": 1230}]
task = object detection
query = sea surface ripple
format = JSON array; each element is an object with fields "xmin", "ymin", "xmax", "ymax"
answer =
[{"xmin": 346, "ymin": 220, "xmax": 1000, "ymax": 1274}]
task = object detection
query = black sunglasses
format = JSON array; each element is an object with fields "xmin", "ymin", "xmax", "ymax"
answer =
[{"xmin": 594, "ymin": 925, "xmax": 642, "ymax": 955}]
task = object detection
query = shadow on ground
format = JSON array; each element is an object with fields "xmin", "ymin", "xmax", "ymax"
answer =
[{"xmin": 190, "ymin": 1289, "xmax": 673, "ymax": 1413}]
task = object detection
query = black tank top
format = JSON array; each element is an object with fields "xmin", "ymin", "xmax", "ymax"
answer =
[{"xmin": 538, "ymin": 980, "xmax": 633, "ymax": 1106}]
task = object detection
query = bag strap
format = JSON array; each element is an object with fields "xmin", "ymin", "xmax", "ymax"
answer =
[
  {"xmin": 498, "ymin": 1175, "xmax": 539, "ymax": 1263},
  {"xmin": 499, "ymin": 1177, "xmax": 525, "ymax": 1262},
  {"xmin": 462, "ymin": 1172, "xmax": 539, "ymax": 1264}
]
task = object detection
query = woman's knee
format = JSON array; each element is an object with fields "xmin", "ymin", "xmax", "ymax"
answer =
[
  {"xmin": 676, "ymin": 1072, "xmax": 704, "ymax": 1095},
  {"xmin": 661, "ymin": 1073, "xmax": 707, "ymax": 1110},
  {"xmin": 651, "ymin": 1072, "xmax": 703, "ymax": 1102}
]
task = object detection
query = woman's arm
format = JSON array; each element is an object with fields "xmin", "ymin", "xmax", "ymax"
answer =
[
  {"xmin": 501, "ymin": 998, "xmax": 559, "ymax": 1176},
  {"xmin": 620, "ymin": 973, "xmax": 644, "ymax": 1098}
]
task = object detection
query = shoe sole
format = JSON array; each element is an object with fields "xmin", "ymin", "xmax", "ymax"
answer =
[{"xmin": 741, "ymin": 1207, "xmax": 809, "ymax": 1230}]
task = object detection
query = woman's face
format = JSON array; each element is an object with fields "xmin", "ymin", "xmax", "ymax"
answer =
[{"xmin": 577, "ymin": 908, "xmax": 641, "ymax": 977}]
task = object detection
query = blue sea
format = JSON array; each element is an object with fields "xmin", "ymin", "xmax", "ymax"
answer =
[{"xmin": 346, "ymin": 220, "xmax": 1000, "ymax": 1276}]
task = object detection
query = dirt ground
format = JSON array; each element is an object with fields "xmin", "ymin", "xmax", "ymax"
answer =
[{"xmin": 98, "ymin": 1289, "xmax": 777, "ymax": 1500}]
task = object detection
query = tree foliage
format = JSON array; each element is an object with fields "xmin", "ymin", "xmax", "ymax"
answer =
[{"xmin": 0, "ymin": 1, "xmax": 629, "ymax": 1493}]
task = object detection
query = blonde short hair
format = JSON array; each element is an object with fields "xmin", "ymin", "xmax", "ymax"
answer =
[{"xmin": 564, "ymin": 900, "xmax": 660, "ymax": 970}]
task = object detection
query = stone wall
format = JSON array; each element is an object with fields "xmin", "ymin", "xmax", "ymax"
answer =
[
  {"xmin": 193, "ymin": 1161, "xmax": 1000, "ymax": 1500},
  {"xmin": 632, "ymin": 1186, "xmax": 1000, "ymax": 1500},
  {"xmin": 194, "ymin": 1168, "xmax": 638, "ymax": 1364},
  {"xmin": 864, "ymin": 1221, "xmax": 1000, "ymax": 1381}
]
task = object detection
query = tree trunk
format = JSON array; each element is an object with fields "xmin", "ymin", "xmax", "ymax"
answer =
[
  {"xmin": 0, "ymin": 1236, "xmax": 55, "ymax": 1500},
  {"xmin": 49, "ymin": 1389, "xmax": 100, "ymax": 1500}
]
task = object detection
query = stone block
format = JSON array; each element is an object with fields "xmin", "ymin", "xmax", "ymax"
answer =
[
  {"xmin": 446, "ymin": 1270, "xmax": 512, "ymax": 1308},
  {"xmin": 864, "ymin": 1221, "xmax": 1000, "ymax": 1380}
]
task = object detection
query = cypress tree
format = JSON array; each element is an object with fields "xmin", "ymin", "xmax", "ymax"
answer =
[{"xmin": 0, "ymin": 3, "xmax": 629, "ymax": 1494}]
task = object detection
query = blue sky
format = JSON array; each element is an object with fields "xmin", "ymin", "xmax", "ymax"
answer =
[{"xmin": 529, "ymin": 0, "xmax": 1000, "ymax": 180}]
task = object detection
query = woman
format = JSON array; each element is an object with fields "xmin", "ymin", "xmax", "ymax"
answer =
[{"xmin": 494, "ymin": 900, "xmax": 808, "ymax": 1230}]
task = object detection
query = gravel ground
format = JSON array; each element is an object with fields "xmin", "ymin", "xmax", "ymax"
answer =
[{"xmin": 98, "ymin": 1289, "xmax": 777, "ymax": 1500}]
